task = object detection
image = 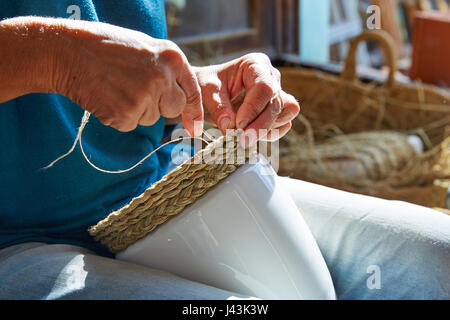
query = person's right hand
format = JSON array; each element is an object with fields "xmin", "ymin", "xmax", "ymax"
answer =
[{"xmin": 18, "ymin": 17, "xmax": 203, "ymax": 136}]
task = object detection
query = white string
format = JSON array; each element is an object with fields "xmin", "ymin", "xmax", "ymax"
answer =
[
  {"xmin": 41, "ymin": 110, "xmax": 210, "ymax": 174},
  {"xmin": 41, "ymin": 110, "xmax": 91, "ymax": 170}
]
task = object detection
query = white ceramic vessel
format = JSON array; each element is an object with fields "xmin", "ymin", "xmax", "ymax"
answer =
[{"xmin": 116, "ymin": 158, "xmax": 336, "ymax": 299}]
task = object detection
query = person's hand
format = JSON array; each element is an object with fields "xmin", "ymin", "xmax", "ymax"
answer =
[
  {"xmin": 2, "ymin": 17, "xmax": 203, "ymax": 136},
  {"xmin": 194, "ymin": 53, "xmax": 300, "ymax": 145},
  {"xmin": 58, "ymin": 19, "xmax": 203, "ymax": 136}
]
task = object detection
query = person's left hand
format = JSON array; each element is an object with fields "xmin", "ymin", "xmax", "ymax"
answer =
[{"xmin": 193, "ymin": 53, "xmax": 300, "ymax": 146}]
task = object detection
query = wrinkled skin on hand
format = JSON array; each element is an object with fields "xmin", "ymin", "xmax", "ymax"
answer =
[
  {"xmin": 194, "ymin": 53, "xmax": 300, "ymax": 145},
  {"xmin": 53, "ymin": 19, "xmax": 203, "ymax": 136}
]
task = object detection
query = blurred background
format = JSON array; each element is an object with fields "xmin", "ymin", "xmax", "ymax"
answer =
[{"xmin": 164, "ymin": 0, "xmax": 450, "ymax": 87}]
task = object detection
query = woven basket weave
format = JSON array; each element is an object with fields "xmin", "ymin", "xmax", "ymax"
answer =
[
  {"xmin": 277, "ymin": 30, "xmax": 450, "ymax": 208},
  {"xmin": 89, "ymin": 133, "xmax": 245, "ymax": 253}
]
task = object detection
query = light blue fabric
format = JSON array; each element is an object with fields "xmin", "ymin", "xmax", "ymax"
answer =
[
  {"xmin": 0, "ymin": 177, "xmax": 448, "ymax": 299},
  {"xmin": 281, "ymin": 177, "xmax": 450, "ymax": 300},
  {"xmin": 0, "ymin": 0, "xmax": 177, "ymax": 257},
  {"xmin": 0, "ymin": 242, "xmax": 250, "ymax": 299}
]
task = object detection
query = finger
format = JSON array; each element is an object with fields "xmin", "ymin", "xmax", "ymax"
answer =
[
  {"xmin": 109, "ymin": 114, "xmax": 139, "ymax": 132},
  {"xmin": 239, "ymin": 96, "xmax": 282, "ymax": 148},
  {"xmin": 271, "ymin": 67, "xmax": 281, "ymax": 84},
  {"xmin": 98, "ymin": 92, "xmax": 140, "ymax": 132},
  {"xmin": 236, "ymin": 71, "xmax": 279, "ymax": 130},
  {"xmin": 138, "ymin": 91, "xmax": 162, "ymax": 126},
  {"xmin": 95, "ymin": 112, "xmax": 113, "ymax": 127},
  {"xmin": 138, "ymin": 106, "xmax": 160, "ymax": 127},
  {"xmin": 273, "ymin": 92, "xmax": 300, "ymax": 127},
  {"xmin": 261, "ymin": 122, "xmax": 292, "ymax": 142},
  {"xmin": 202, "ymin": 85, "xmax": 237, "ymax": 133},
  {"xmin": 158, "ymin": 81, "xmax": 186, "ymax": 118},
  {"xmin": 242, "ymin": 94, "xmax": 282, "ymax": 143},
  {"xmin": 177, "ymin": 63, "xmax": 204, "ymax": 137}
]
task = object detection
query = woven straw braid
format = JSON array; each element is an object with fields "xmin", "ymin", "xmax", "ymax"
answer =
[{"xmin": 88, "ymin": 133, "xmax": 246, "ymax": 253}]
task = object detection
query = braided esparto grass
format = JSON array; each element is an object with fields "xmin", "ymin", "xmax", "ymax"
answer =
[{"xmin": 88, "ymin": 132, "xmax": 246, "ymax": 253}]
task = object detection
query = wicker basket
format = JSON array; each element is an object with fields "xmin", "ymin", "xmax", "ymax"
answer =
[{"xmin": 277, "ymin": 30, "xmax": 450, "ymax": 209}]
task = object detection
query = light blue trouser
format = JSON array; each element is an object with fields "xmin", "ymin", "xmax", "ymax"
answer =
[
  {"xmin": 281, "ymin": 177, "xmax": 449, "ymax": 300},
  {"xmin": 0, "ymin": 177, "xmax": 449, "ymax": 299}
]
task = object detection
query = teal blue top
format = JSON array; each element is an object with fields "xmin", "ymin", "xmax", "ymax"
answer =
[{"xmin": 0, "ymin": 0, "xmax": 174, "ymax": 256}]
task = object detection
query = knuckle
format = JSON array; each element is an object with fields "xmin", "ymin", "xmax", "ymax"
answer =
[
  {"xmin": 97, "ymin": 115, "xmax": 113, "ymax": 127},
  {"xmin": 164, "ymin": 39, "xmax": 182, "ymax": 52},
  {"xmin": 124, "ymin": 118, "xmax": 139, "ymax": 131},
  {"xmin": 161, "ymin": 94, "xmax": 185, "ymax": 118},
  {"xmin": 162, "ymin": 107, "xmax": 182, "ymax": 119},
  {"xmin": 247, "ymin": 52, "xmax": 271, "ymax": 64},
  {"xmin": 159, "ymin": 42, "xmax": 185, "ymax": 65},
  {"xmin": 106, "ymin": 107, "xmax": 122, "ymax": 122},
  {"xmin": 143, "ymin": 109, "xmax": 160, "ymax": 125},
  {"xmin": 144, "ymin": 67, "xmax": 170, "ymax": 89},
  {"xmin": 273, "ymin": 67, "xmax": 281, "ymax": 80},
  {"xmin": 112, "ymin": 119, "xmax": 135, "ymax": 132},
  {"xmin": 97, "ymin": 102, "xmax": 140, "ymax": 132},
  {"xmin": 256, "ymin": 80, "xmax": 275, "ymax": 98},
  {"xmin": 127, "ymin": 98, "xmax": 144, "ymax": 117},
  {"xmin": 285, "ymin": 92, "xmax": 297, "ymax": 102},
  {"xmin": 258, "ymin": 53, "xmax": 271, "ymax": 64},
  {"xmin": 118, "ymin": 105, "xmax": 140, "ymax": 124}
]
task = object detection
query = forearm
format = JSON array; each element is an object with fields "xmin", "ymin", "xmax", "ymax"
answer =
[{"xmin": 0, "ymin": 16, "xmax": 74, "ymax": 102}]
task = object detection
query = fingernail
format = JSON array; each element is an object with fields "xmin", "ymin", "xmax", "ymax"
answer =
[
  {"xmin": 219, "ymin": 117, "xmax": 232, "ymax": 131},
  {"xmin": 238, "ymin": 120, "xmax": 249, "ymax": 129}
]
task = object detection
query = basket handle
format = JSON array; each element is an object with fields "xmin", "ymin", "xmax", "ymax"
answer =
[{"xmin": 340, "ymin": 30, "xmax": 398, "ymax": 88}]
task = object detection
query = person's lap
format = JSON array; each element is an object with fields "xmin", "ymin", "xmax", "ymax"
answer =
[
  {"xmin": 0, "ymin": 242, "xmax": 250, "ymax": 299},
  {"xmin": 0, "ymin": 177, "xmax": 448, "ymax": 299},
  {"xmin": 279, "ymin": 176, "xmax": 450, "ymax": 300}
]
